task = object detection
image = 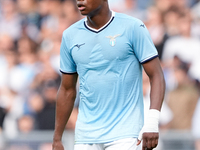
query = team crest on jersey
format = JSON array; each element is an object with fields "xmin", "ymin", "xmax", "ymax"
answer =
[{"xmin": 106, "ymin": 34, "xmax": 121, "ymax": 46}]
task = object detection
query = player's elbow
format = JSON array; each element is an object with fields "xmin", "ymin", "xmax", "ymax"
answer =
[{"xmin": 57, "ymin": 86, "xmax": 77, "ymax": 103}]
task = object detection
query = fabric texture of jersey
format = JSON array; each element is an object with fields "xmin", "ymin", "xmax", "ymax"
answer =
[{"xmin": 60, "ymin": 11, "xmax": 158, "ymax": 144}]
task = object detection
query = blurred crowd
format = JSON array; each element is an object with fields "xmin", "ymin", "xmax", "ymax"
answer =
[
  {"xmin": 0, "ymin": 0, "xmax": 200, "ymax": 149},
  {"xmin": 0, "ymin": 0, "xmax": 81, "ymax": 137}
]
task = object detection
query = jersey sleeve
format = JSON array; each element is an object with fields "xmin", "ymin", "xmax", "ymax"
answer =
[
  {"xmin": 131, "ymin": 19, "xmax": 158, "ymax": 64},
  {"xmin": 60, "ymin": 33, "xmax": 77, "ymax": 74}
]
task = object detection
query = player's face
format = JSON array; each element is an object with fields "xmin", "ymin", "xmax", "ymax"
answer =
[{"xmin": 77, "ymin": 0, "xmax": 104, "ymax": 17}]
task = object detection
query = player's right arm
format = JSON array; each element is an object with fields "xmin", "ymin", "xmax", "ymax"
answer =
[{"xmin": 52, "ymin": 73, "xmax": 78, "ymax": 150}]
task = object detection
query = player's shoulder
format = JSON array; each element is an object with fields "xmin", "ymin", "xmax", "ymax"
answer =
[
  {"xmin": 63, "ymin": 18, "xmax": 85, "ymax": 37},
  {"xmin": 114, "ymin": 12, "xmax": 143, "ymax": 26}
]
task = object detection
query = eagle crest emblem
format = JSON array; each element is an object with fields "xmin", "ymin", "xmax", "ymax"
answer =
[{"xmin": 106, "ymin": 34, "xmax": 121, "ymax": 46}]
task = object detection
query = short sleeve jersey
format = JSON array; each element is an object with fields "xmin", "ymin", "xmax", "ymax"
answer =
[{"xmin": 60, "ymin": 11, "xmax": 158, "ymax": 144}]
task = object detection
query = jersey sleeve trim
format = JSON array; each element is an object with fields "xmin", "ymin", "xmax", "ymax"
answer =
[
  {"xmin": 60, "ymin": 69, "xmax": 77, "ymax": 74},
  {"xmin": 140, "ymin": 54, "xmax": 158, "ymax": 64}
]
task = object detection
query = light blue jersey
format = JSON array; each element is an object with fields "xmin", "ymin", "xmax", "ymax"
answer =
[{"xmin": 60, "ymin": 11, "xmax": 158, "ymax": 144}]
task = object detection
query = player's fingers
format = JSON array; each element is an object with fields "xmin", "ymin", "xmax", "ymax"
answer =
[
  {"xmin": 142, "ymin": 137, "xmax": 147, "ymax": 150},
  {"xmin": 155, "ymin": 137, "xmax": 158, "ymax": 145},
  {"xmin": 137, "ymin": 140, "xmax": 141, "ymax": 146},
  {"xmin": 147, "ymin": 138, "xmax": 152, "ymax": 149},
  {"xmin": 151, "ymin": 139, "xmax": 157, "ymax": 148}
]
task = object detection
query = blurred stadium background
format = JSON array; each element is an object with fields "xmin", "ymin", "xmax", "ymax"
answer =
[{"xmin": 0, "ymin": 0, "xmax": 200, "ymax": 150}]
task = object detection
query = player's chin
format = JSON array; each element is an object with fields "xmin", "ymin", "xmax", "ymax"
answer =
[{"xmin": 79, "ymin": 10, "xmax": 88, "ymax": 16}]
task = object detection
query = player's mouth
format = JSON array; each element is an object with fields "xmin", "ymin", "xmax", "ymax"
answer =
[{"xmin": 77, "ymin": 3, "xmax": 86, "ymax": 11}]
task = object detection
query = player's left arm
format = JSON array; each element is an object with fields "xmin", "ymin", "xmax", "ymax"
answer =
[
  {"xmin": 143, "ymin": 57, "xmax": 165, "ymax": 111},
  {"xmin": 138, "ymin": 57, "xmax": 166, "ymax": 150}
]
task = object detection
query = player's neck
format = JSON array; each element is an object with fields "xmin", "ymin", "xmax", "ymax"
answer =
[{"xmin": 86, "ymin": 8, "xmax": 112, "ymax": 30}]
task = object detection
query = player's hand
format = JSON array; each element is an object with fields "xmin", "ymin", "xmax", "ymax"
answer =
[
  {"xmin": 137, "ymin": 132, "xmax": 159, "ymax": 150},
  {"xmin": 52, "ymin": 140, "xmax": 64, "ymax": 150},
  {"xmin": 137, "ymin": 109, "xmax": 160, "ymax": 149}
]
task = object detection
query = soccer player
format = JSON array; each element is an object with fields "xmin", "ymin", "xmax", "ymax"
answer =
[{"xmin": 52, "ymin": 0, "xmax": 165, "ymax": 150}]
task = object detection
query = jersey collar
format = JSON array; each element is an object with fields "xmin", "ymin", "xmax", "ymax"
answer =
[{"xmin": 84, "ymin": 11, "xmax": 115, "ymax": 33}]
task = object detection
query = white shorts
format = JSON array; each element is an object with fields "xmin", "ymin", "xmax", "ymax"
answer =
[{"xmin": 74, "ymin": 138, "xmax": 142, "ymax": 150}]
